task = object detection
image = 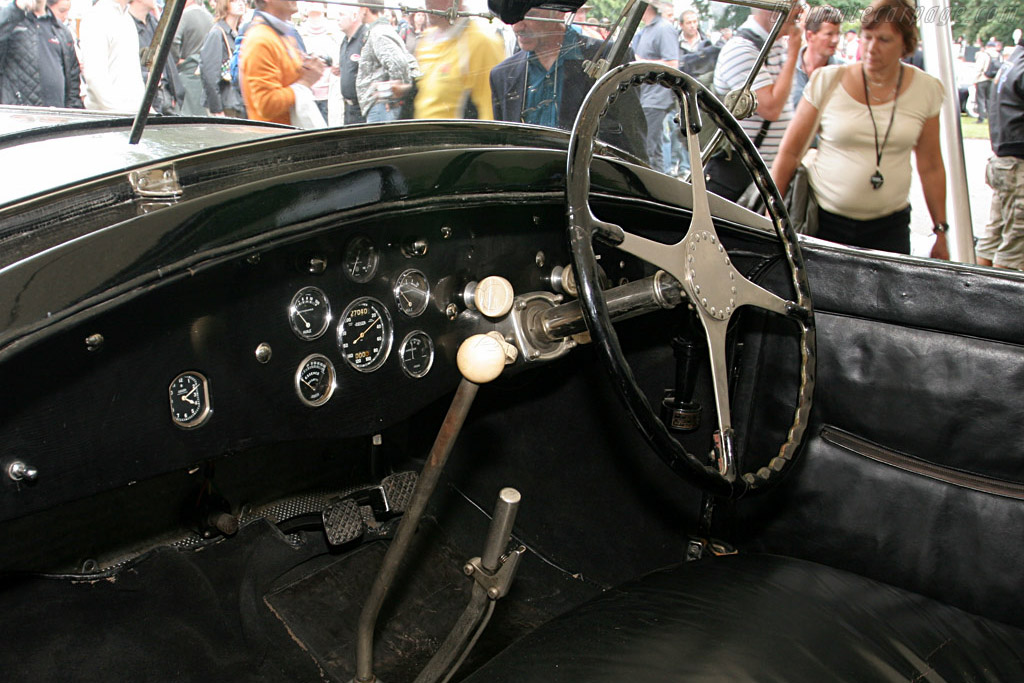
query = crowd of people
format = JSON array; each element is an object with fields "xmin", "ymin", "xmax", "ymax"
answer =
[{"xmin": 0, "ymin": 0, "xmax": 1021, "ymax": 268}]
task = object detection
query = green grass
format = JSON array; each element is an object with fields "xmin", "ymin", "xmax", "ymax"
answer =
[{"xmin": 961, "ymin": 115, "xmax": 990, "ymax": 140}]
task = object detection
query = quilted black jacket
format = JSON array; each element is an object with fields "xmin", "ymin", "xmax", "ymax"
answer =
[{"xmin": 0, "ymin": 3, "xmax": 83, "ymax": 108}]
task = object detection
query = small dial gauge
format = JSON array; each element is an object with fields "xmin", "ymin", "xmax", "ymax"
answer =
[
  {"xmin": 394, "ymin": 269, "xmax": 430, "ymax": 317},
  {"xmin": 295, "ymin": 354, "xmax": 336, "ymax": 407},
  {"xmin": 338, "ymin": 297, "xmax": 393, "ymax": 372},
  {"xmin": 288, "ymin": 286, "xmax": 332, "ymax": 340},
  {"xmin": 169, "ymin": 371, "xmax": 212, "ymax": 429},
  {"xmin": 343, "ymin": 235, "xmax": 380, "ymax": 283},
  {"xmin": 399, "ymin": 331, "xmax": 434, "ymax": 379}
]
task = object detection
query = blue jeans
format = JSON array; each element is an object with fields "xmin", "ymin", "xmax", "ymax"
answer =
[{"xmin": 366, "ymin": 102, "xmax": 397, "ymax": 124}]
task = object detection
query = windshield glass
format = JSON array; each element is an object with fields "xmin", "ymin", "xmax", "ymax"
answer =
[{"xmin": 0, "ymin": 0, "xmax": 990, "ymax": 267}]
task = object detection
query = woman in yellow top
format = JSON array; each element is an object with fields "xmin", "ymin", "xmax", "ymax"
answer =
[
  {"xmin": 771, "ymin": 0, "xmax": 949, "ymax": 258},
  {"xmin": 413, "ymin": 0, "xmax": 504, "ymax": 120},
  {"xmin": 239, "ymin": 0, "xmax": 324, "ymax": 125}
]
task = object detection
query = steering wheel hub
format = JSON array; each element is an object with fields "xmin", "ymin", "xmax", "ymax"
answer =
[{"xmin": 685, "ymin": 231, "xmax": 737, "ymax": 322}]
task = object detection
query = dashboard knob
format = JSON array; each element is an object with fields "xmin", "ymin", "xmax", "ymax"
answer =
[
  {"xmin": 471, "ymin": 276, "xmax": 515, "ymax": 318},
  {"xmin": 457, "ymin": 332, "xmax": 518, "ymax": 384}
]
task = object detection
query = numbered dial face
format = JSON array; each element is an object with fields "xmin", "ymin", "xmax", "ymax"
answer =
[
  {"xmin": 295, "ymin": 354, "xmax": 336, "ymax": 407},
  {"xmin": 343, "ymin": 235, "xmax": 380, "ymax": 283},
  {"xmin": 399, "ymin": 331, "xmax": 434, "ymax": 379},
  {"xmin": 394, "ymin": 269, "xmax": 430, "ymax": 317},
  {"xmin": 288, "ymin": 286, "xmax": 332, "ymax": 340},
  {"xmin": 169, "ymin": 371, "xmax": 212, "ymax": 429},
  {"xmin": 338, "ymin": 297, "xmax": 393, "ymax": 372}
]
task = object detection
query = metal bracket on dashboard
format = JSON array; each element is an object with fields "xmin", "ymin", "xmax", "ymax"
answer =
[{"xmin": 508, "ymin": 292, "xmax": 577, "ymax": 363}]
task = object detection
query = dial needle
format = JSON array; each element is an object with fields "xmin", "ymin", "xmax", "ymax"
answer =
[{"xmin": 353, "ymin": 317, "xmax": 381, "ymax": 344}]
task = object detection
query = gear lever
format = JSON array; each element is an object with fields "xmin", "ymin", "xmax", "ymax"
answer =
[{"xmin": 352, "ymin": 333, "xmax": 518, "ymax": 683}]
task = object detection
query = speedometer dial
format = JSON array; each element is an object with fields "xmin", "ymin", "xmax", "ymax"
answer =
[{"xmin": 338, "ymin": 297, "xmax": 393, "ymax": 372}]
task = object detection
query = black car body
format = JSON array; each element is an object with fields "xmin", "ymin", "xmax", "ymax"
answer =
[{"xmin": 1, "ymin": 13, "xmax": 1023, "ymax": 680}]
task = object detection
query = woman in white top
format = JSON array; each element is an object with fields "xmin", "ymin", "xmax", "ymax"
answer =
[{"xmin": 772, "ymin": 0, "xmax": 949, "ymax": 258}]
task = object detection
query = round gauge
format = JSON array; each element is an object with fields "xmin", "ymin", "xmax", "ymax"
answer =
[
  {"xmin": 399, "ymin": 331, "xmax": 434, "ymax": 379},
  {"xmin": 394, "ymin": 269, "xmax": 431, "ymax": 317},
  {"xmin": 295, "ymin": 354, "xmax": 336, "ymax": 407},
  {"xmin": 343, "ymin": 235, "xmax": 380, "ymax": 283},
  {"xmin": 288, "ymin": 286, "xmax": 332, "ymax": 341},
  {"xmin": 338, "ymin": 297, "xmax": 393, "ymax": 372},
  {"xmin": 168, "ymin": 371, "xmax": 212, "ymax": 429}
]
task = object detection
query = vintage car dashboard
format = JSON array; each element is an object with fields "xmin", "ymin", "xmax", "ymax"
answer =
[{"xmin": 0, "ymin": 197, "xmax": 658, "ymax": 528}]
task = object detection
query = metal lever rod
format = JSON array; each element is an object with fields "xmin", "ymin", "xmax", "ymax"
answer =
[
  {"xmin": 413, "ymin": 489, "xmax": 524, "ymax": 683},
  {"xmin": 353, "ymin": 379, "xmax": 479, "ymax": 683}
]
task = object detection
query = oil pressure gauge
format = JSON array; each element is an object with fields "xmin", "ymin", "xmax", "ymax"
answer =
[
  {"xmin": 394, "ymin": 269, "xmax": 430, "ymax": 317},
  {"xmin": 295, "ymin": 354, "xmax": 336, "ymax": 407},
  {"xmin": 289, "ymin": 286, "xmax": 331, "ymax": 340},
  {"xmin": 169, "ymin": 371, "xmax": 212, "ymax": 429}
]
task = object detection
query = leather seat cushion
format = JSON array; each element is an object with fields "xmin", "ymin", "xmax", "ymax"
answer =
[{"xmin": 462, "ymin": 553, "xmax": 1024, "ymax": 682}]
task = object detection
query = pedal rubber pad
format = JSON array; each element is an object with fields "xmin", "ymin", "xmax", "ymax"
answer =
[
  {"xmin": 322, "ymin": 498, "xmax": 366, "ymax": 546},
  {"xmin": 380, "ymin": 471, "xmax": 417, "ymax": 513}
]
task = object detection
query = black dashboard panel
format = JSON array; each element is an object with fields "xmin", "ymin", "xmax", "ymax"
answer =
[{"xmin": 0, "ymin": 200, "xmax": 577, "ymax": 523}]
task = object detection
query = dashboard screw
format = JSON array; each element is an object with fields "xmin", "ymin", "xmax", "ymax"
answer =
[
  {"xmin": 308, "ymin": 257, "xmax": 327, "ymax": 274},
  {"xmin": 85, "ymin": 333, "xmax": 104, "ymax": 352},
  {"xmin": 255, "ymin": 343, "xmax": 272, "ymax": 364},
  {"xmin": 440, "ymin": 226, "xmax": 452, "ymax": 239},
  {"xmin": 445, "ymin": 303, "xmax": 458, "ymax": 320}
]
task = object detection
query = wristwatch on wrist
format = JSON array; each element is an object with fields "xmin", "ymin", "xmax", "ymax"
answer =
[{"xmin": 933, "ymin": 222, "xmax": 949, "ymax": 234}]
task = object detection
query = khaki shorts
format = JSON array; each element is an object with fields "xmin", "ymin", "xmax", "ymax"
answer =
[{"xmin": 976, "ymin": 156, "xmax": 1024, "ymax": 269}]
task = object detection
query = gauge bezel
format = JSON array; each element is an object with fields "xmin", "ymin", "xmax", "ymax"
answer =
[
  {"xmin": 294, "ymin": 353, "xmax": 337, "ymax": 407},
  {"xmin": 393, "ymin": 268, "xmax": 431, "ymax": 318},
  {"xmin": 288, "ymin": 286, "xmax": 332, "ymax": 341},
  {"xmin": 399, "ymin": 330, "xmax": 435, "ymax": 379},
  {"xmin": 337, "ymin": 297, "xmax": 394, "ymax": 373},
  {"xmin": 168, "ymin": 370, "xmax": 213, "ymax": 429},
  {"xmin": 342, "ymin": 234, "xmax": 380, "ymax": 284}
]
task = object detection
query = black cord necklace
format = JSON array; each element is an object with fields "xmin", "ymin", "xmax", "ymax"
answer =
[{"xmin": 862, "ymin": 64, "xmax": 904, "ymax": 190}]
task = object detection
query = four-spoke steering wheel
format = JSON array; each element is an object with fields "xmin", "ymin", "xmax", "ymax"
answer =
[{"xmin": 566, "ymin": 63, "xmax": 816, "ymax": 499}]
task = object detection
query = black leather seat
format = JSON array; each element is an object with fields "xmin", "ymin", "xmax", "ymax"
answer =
[{"xmin": 463, "ymin": 553, "xmax": 1024, "ymax": 682}]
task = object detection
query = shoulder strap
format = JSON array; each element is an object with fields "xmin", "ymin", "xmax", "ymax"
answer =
[
  {"xmin": 797, "ymin": 65, "xmax": 845, "ymax": 159},
  {"xmin": 217, "ymin": 25, "xmax": 232, "ymax": 54},
  {"xmin": 734, "ymin": 27, "xmax": 765, "ymax": 52}
]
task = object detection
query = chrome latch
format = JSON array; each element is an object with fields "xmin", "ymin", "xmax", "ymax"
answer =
[{"xmin": 129, "ymin": 165, "xmax": 182, "ymax": 212}]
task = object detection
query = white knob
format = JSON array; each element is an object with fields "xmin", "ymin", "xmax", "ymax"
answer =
[
  {"xmin": 473, "ymin": 276, "xmax": 515, "ymax": 318},
  {"xmin": 457, "ymin": 332, "xmax": 518, "ymax": 384}
]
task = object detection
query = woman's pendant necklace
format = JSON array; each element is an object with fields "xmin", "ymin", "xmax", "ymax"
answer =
[{"xmin": 862, "ymin": 65, "xmax": 904, "ymax": 190}]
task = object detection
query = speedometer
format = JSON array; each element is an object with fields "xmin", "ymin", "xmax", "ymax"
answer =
[{"xmin": 337, "ymin": 297, "xmax": 393, "ymax": 372}]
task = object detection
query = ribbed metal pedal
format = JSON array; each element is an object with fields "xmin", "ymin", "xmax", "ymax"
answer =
[
  {"xmin": 323, "ymin": 498, "xmax": 366, "ymax": 546},
  {"xmin": 380, "ymin": 471, "xmax": 417, "ymax": 513}
]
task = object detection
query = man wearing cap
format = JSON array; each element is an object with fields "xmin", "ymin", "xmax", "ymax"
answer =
[
  {"xmin": 631, "ymin": 1, "xmax": 678, "ymax": 171},
  {"xmin": 491, "ymin": 8, "xmax": 646, "ymax": 160},
  {"xmin": 977, "ymin": 34, "xmax": 1024, "ymax": 270}
]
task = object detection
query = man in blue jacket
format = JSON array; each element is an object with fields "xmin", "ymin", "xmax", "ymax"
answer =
[{"xmin": 490, "ymin": 8, "xmax": 646, "ymax": 162}]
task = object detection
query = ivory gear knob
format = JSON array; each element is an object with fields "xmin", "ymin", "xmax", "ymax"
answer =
[{"xmin": 456, "ymin": 332, "xmax": 518, "ymax": 384}]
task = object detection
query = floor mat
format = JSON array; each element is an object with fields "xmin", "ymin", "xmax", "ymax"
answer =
[{"xmin": 265, "ymin": 514, "xmax": 598, "ymax": 682}]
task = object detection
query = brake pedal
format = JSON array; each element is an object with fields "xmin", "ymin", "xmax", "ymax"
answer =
[{"xmin": 322, "ymin": 471, "xmax": 419, "ymax": 546}]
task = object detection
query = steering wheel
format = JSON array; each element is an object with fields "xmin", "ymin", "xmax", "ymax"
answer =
[{"xmin": 566, "ymin": 63, "xmax": 815, "ymax": 499}]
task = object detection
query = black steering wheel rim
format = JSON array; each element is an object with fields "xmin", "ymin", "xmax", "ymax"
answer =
[{"xmin": 566, "ymin": 63, "xmax": 816, "ymax": 499}]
